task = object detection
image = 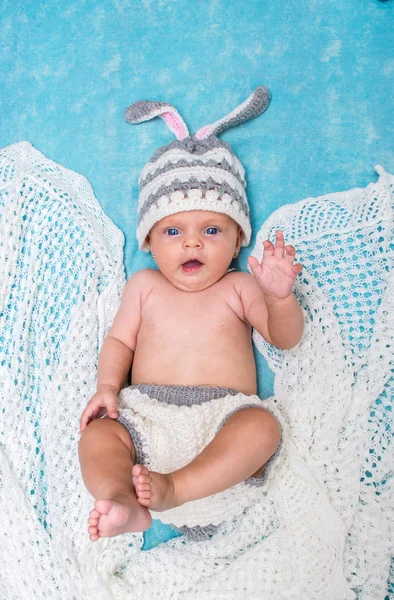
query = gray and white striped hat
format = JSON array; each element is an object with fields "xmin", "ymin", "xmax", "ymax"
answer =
[{"xmin": 125, "ymin": 86, "xmax": 271, "ymax": 251}]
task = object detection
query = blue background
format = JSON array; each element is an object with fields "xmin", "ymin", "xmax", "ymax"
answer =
[{"xmin": 1, "ymin": 0, "xmax": 393, "ymax": 550}]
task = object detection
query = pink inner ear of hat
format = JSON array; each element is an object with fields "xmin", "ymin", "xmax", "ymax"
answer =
[
  {"xmin": 161, "ymin": 112, "xmax": 188, "ymax": 140},
  {"xmin": 195, "ymin": 126, "xmax": 211, "ymax": 140}
]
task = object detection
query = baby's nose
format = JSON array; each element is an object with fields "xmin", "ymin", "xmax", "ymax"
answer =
[{"xmin": 184, "ymin": 235, "xmax": 203, "ymax": 247}]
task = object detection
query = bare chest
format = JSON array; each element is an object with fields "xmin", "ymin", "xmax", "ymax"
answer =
[
  {"xmin": 131, "ymin": 273, "xmax": 257, "ymax": 393},
  {"xmin": 139, "ymin": 279, "xmax": 246, "ymax": 343}
]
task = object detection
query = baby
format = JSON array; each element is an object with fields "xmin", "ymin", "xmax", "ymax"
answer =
[{"xmin": 78, "ymin": 87, "xmax": 304, "ymax": 541}]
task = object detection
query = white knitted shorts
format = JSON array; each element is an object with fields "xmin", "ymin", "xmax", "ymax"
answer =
[{"xmin": 116, "ymin": 384, "xmax": 284, "ymax": 537}]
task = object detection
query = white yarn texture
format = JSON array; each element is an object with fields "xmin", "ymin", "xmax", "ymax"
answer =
[
  {"xmin": 117, "ymin": 386, "xmax": 286, "ymax": 528},
  {"xmin": 0, "ymin": 142, "xmax": 393, "ymax": 600},
  {"xmin": 136, "ymin": 143, "xmax": 252, "ymax": 251}
]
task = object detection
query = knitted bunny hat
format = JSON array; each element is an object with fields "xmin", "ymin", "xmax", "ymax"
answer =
[{"xmin": 125, "ymin": 86, "xmax": 271, "ymax": 251}]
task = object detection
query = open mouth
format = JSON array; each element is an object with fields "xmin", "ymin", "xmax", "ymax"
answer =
[{"xmin": 182, "ymin": 260, "xmax": 203, "ymax": 273}]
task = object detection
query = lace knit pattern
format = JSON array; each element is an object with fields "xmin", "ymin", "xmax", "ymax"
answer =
[{"xmin": 0, "ymin": 142, "xmax": 392, "ymax": 599}]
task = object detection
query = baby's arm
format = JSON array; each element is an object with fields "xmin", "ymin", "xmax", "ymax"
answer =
[
  {"xmin": 79, "ymin": 270, "xmax": 149, "ymax": 432},
  {"xmin": 243, "ymin": 231, "xmax": 304, "ymax": 350}
]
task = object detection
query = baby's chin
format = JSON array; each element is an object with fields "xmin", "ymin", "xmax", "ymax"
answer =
[{"xmin": 161, "ymin": 268, "xmax": 229, "ymax": 292}]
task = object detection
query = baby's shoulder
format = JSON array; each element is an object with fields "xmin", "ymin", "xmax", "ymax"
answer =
[
  {"xmin": 223, "ymin": 270, "xmax": 255, "ymax": 292},
  {"xmin": 223, "ymin": 270, "xmax": 263, "ymax": 307},
  {"xmin": 126, "ymin": 268, "xmax": 159, "ymax": 285},
  {"xmin": 124, "ymin": 268, "xmax": 159, "ymax": 298},
  {"xmin": 218, "ymin": 271, "xmax": 258, "ymax": 320}
]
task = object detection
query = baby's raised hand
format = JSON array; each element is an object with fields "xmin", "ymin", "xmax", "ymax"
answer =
[
  {"xmin": 248, "ymin": 230, "xmax": 302, "ymax": 300},
  {"xmin": 79, "ymin": 384, "xmax": 119, "ymax": 433}
]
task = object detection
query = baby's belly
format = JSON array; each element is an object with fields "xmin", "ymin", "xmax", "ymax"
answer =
[{"xmin": 131, "ymin": 337, "xmax": 258, "ymax": 396}]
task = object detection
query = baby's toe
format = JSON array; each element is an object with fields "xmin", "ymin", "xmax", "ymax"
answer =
[
  {"xmin": 136, "ymin": 490, "xmax": 152, "ymax": 499},
  {"xmin": 137, "ymin": 476, "xmax": 151, "ymax": 487},
  {"xmin": 135, "ymin": 476, "xmax": 152, "ymax": 501},
  {"xmin": 132, "ymin": 464, "xmax": 150, "ymax": 478},
  {"xmin": 94, "ymin": 499, "xmax": 112, "ymax": 515},
  {"xmin": 88, "ymin": 525, "xmax": 98, "ymax": 536},
  {"xmin": 137, "ymin": 497, "xmax": 151, "ymax": 507},
  {"xmin": 136, "ymin": 483, "xmax": 151, "ymax": 492},
  {"xmin": 89, "ymin": 508, "xmax": 101, "ymax": 519},
  {"xmin": 88, "ymin": 516, "xmax": 99, "ymax": 526},
  {"xmin": 132, "ymin": 464, "xmax": 143, "ymax": 477}
]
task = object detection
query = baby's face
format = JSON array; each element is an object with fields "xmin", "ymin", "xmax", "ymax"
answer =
[{"xmin": 146, "ymin": 210, "xmax": 243, "ymax": 292}]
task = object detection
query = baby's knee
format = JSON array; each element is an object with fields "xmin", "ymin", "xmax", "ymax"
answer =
[
  {"xmin": 244, "ymin": 407, "xmax": 281, "ymax": 453},
  {"xmin": 261, "ymin": 408, "xmax": 281, "ymax": 448},
  {"xmin": 80, "ymin": 416, "xmax": 113, "ymax": 439},
  {"xmin": 79, "ymin": 417, "xmax": 135, "ymax": 458}
]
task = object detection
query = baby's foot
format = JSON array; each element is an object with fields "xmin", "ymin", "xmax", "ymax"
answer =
[
  {"xmin": 87, "ymin": 494, "xmax": 152, "ymax": 542},
  {"xmin": 132, "ymin": 464, "xmax": 180, "ymax": 512}
]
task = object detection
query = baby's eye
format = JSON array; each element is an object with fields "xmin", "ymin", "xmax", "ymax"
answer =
[
  {"xmin": 205, "ymin": 227, "xmax": 219, "ymax": 235},
  {"xmin": 166, "ymin": 228, "xmax": 179, "ymax": 236}
]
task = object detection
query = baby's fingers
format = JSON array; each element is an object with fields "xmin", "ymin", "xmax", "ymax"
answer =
[
  {"xmin": 292, "ymin": 262, "xmax": 303, "ymax": 276},
  {"xmin": 79, "ymin": 414, "xmax": 91, "ymax": 434},
  {"xmin": 284, "ymin": 244, "xmax": 302, "ymax": 276},
  {"xmin": 248, "ymin": 255, "xmax": 263, "ymax": 277},
  {"xmin": 79, "ymin": 404, "xmax": 98, "ymax": 433},
  {"xmin": 284, "ymin": 244, "xmax": 296, "ymax": 263},
  {"xmin": 262, "ymin": 239, "xmax": 275, "ymax": 258},
  {"xmin": 105, "ymin": 398, "xmax": 118, "ymax": 420},
  {"xmin": 273, "ymin": 230, "xmax": 285, "ymax": 258}
]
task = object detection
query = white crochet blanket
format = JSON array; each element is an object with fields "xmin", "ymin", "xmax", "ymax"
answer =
[{"xmin": 0, "ymin": 141, "xmax": 392, "ymax": 600}]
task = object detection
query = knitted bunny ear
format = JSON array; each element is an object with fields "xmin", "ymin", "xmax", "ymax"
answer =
[
  {"xmin": 124, "ymin": 100, "xmax": 189, "ymax": 141},
  {"xmin": 195, "ymin": 86, "xmax": 271, "ymax": 140}
]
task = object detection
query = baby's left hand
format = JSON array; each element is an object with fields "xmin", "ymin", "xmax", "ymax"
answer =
[{"xmin": 248, "ymin": 230, "xmax": 302, "ymax": 301}]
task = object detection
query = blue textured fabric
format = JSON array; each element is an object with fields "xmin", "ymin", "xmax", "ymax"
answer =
[{"xmin": 1, "ymin": 0, "xmax": 393, "ymax": 553}]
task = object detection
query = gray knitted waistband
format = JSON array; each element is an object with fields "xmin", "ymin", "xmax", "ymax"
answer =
[{"xmin": 129, "ymin": 383, "xmax": 240, "ymax": 406}]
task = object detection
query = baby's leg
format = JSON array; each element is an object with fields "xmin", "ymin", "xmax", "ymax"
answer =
[
  {"xmin": 133, "ymin": 407, "xmax": 280, "ymax": 512},
  {"xmin": 78, "ymin": 418, "xmax": 152, "ymax": 541}
]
